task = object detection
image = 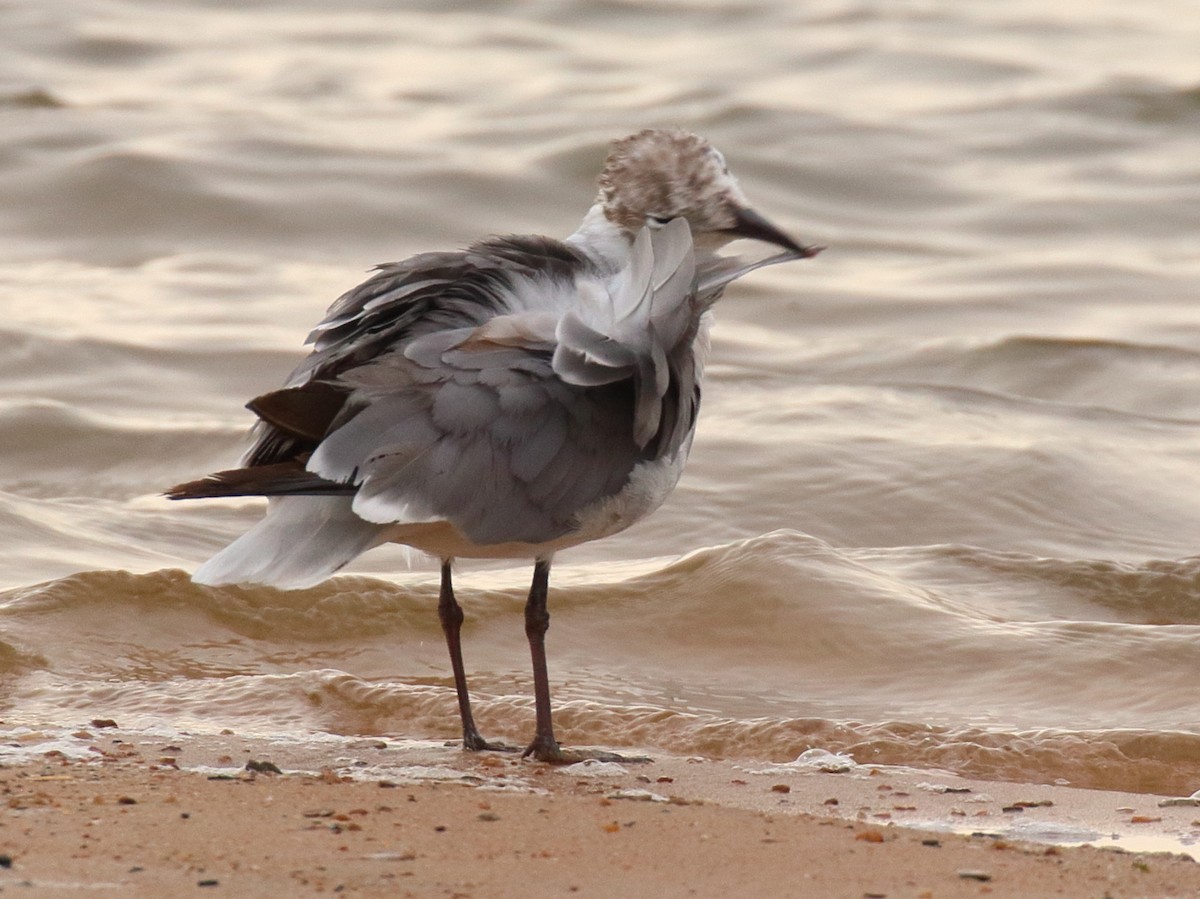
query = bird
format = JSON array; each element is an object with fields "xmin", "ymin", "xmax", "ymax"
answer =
[{"xmin": 167, "ymin": 128, "xmax": 821, "ymax": 763}]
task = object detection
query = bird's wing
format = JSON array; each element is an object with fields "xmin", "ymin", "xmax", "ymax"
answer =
[
  {"xmin": 552, "ymin": 218, "xmax": 701, "ymax": 449},
  {"xmin": 306, "ymin": 329, "xmax": 649, "ymax": 546},
  {"xmin": 243, "ymin": 236, "xmax": 590, "ymax": 468},
  {"xmin": 179, "ymin": 228, "xmax": 704, "ymax": 551},
  {"xmin": 304, "ymin": 235, "xmax": 590, "ymax": 370},
  {"xmin": 302, "ymin": 222, "xmax": 704, "ymax": 548}
]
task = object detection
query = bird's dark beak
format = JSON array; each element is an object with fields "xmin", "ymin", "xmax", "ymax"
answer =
[{"xmin": 726, "ymin": 207, "xmax": 823, "ymax": 258}]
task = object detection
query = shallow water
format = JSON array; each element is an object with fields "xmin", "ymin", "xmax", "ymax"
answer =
[{"xmin": 3, "ymin": 0, "xmax": 1199, "ymax": 794}]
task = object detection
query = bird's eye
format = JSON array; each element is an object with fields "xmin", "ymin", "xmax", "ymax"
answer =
[{"xmin": 646, "ymin": 214, "xmax": 673, "ymax": 227}]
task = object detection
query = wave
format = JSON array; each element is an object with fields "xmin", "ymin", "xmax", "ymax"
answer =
[
  {"xmin": 1041, "ymin": 79, "xmax": 1200, "ymax": 131},
  {"xmin": 3, "ymin": 532, "xmax": 1198, "ymax": 794},
  {"xmin": 9, "ymin": 530, "xmax": 1199, "ymax": 648},
  {"xmin": 0, "ymin": 326, "xmax": 300, "ymax": 414},
  {"xmin": 1, "ymin": 568, "xmax": 446, "ymax": 639},
  {"xmin": 921, "ymin": 545, "xmax": 1200, "ymax": 625},
  {"xmin": 5, "ymin": 532, "xmax": 1198, "ymax": 719},
  {"xmin": 801, "ymin": 335, "xmax": 1200, "ymax": 423},
  {"xmin": 0, "ymin": 638, "xmax": 44, "ymax": 679},
  {"xmin": 553, "ymin": 711, "xmax": 1200, "ymax": 796},
  {"xmin": 0, "ymin": 400, "xmax": 238, "ymax": 491}
]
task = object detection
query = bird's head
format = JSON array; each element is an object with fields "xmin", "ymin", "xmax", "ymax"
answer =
[{"xmin": 596, "ymin": 129, "xmax": 822, "ymax": 259}]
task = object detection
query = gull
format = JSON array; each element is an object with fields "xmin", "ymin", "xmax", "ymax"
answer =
[{"xmin": 168, "ymin": 129, "xmax": 821, "ymax": 762}]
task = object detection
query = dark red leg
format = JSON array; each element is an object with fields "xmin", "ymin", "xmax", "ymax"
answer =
[
  {"xmin": 521, "ymin": 559, "xmax": 563, "ymax": 762},
  {"xmin": 519, "ymin": 559, "xmax": 651, "ymax": 765},
  {"xmin": 437, "ymin": 561, "xmax": 512, "ymax": 752}
]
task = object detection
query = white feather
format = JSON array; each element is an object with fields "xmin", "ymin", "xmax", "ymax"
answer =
[{"xmin": 193, "ymin": 496, "xmax": 386, "ymax": 589}]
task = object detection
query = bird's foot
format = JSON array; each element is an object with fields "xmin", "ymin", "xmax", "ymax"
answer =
[
  {"xmin": 521, "ymin": 737, "xmax": 651, "ymax": 765},
  {"xmin": 453, "ymin": 729, "xmax": 519, "ymax": 753},
  {"xmin": 563, "ymin": 748, "xmax": 653, "ymax": 765},
  {"xmin": 521, "ymin": 734, "xmax": 564, "ymax": 763}
]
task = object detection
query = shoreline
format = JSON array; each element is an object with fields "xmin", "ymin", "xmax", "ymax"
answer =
[{"xmin": 3, "ymin": 727, "xmax": 1199, "ymax": 897}]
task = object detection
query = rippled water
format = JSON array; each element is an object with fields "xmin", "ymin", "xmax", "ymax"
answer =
[{"xmin": 3, "ymin": 0, "xmax": 1199, "ymax": 794}]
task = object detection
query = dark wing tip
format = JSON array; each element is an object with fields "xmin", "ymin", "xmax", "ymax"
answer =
[
  {"xmin": 164, "ymin": 474, "xmax": 229, "ymax": 500},
  {"xmin": 164, "ymin": 462, "xmax": 354, "ymax": 500}
]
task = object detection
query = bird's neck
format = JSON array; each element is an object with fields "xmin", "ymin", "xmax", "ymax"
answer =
[
  {"xmin": 564, "ymin": 203, "xmax": 636, "ymax": 274},
  {"xmin": 567, "ymin": 203, "xmax": 729, "ymax": 276}
]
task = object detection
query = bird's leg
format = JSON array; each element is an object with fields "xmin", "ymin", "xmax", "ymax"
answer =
[
  {"xmin": 437, "ymin": 561, "xmax": 513, "ymax": 753},
  {"xmin": 521, "ymin": 558, "xmax": 563, "ymax": 762},
  {"xmin": 520, "ymin": 559, "xmax": 652, "ymax": 766}
]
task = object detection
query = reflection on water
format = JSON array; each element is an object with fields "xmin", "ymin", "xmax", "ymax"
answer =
[{"xmin": 2, "ymin": 0, "xmax": 1199, "ymax": 794}]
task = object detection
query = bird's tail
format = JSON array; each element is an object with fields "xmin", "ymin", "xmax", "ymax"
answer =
[{"xmin": 193, "ymin": 495, "xmax": 387, "ymax": 589}]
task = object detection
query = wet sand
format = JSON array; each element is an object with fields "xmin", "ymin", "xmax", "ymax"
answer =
[{"xmin": 3, "ymin": 729, "xmax": 1199, "ymax": 897}]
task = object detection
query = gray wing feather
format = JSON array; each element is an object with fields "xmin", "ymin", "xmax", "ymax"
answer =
[
  {"xmin": 431, "ymin": 380, "xmax": 502, "ymax": 433},
  {"xmin": 553, "ymin": 218, "xmax": 699, "ymax": 450},
  {"xmin": 696, "ymin": 246, "xmax": 809, "ymax": 305},
  {"xmin": 250, "ymin": 228, "xmax": 705, "ymax": 549},
  {"xmin": 502, "ymin": 400, "xmax": 568, "ymax": 483},
  {"xmin": 287, "ymin": 236, "xmax": 585, "ymax": 390},
  {"xmin": 552, "ymin": 315, "xmax": 638, "ymax": 386},
  {"xmin": 308, "ymin": 339, "xmax": 642, "ymax": 545}
]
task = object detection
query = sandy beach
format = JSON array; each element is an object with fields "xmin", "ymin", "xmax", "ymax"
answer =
[{"xmin": 3, "ymin": 727, "xmax": 1199, "ymax": 898}]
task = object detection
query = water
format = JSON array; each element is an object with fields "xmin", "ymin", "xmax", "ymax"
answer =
[{"xmin": 3, "ymin": 0, "xmax": 1199, "ymax": 795}]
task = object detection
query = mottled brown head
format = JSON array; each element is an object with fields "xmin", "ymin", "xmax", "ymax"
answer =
[{"xmin": 596, "ymin": 129, "xmax": 816, "ymax": 256}]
